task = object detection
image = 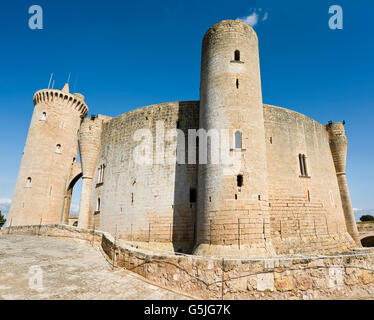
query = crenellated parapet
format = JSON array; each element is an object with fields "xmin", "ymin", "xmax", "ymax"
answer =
[{"xmin": 33, "ymin": 89, "xmax": 88, "ymax": 116}]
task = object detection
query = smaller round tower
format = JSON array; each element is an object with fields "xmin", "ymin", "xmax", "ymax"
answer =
[
  {"xmin": 78, "ymin": 116, "xmax": 104, "ymax": 229},
  {"xmin": 327, "ymin": 122, "xmax": 361, "ymax": 245},
  {"xmin": 7, "ymin": 84, "xmax": 88, "ymax": 226}
]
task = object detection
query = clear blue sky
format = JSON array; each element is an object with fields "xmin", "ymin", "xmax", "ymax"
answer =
[{"xmin": 0, "ymin": 0, "xmax": 373, "ymax": 217}]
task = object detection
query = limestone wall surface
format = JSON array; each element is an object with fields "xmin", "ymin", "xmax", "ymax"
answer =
[
  {"xmin": 91, "ymin": 101, "xmax": 199, "ymax": 253},
  {"xmin": 263, "ymin": 105, "xmax": 355, "ymax": 254}
]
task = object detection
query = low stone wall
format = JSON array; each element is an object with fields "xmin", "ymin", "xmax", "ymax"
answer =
[
  {"xmin": 2, "ymin": 224, "xmax": 374, "ymax": 300},
  {"xmin": 357, "ymin": 221, "xmax": 374, "ymax": 233},
  {"xmin": 0, "ymin": 224, "xmax": 103, "ymax": 245}
]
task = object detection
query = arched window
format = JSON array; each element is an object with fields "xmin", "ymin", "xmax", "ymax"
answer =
[
  {"xmin": 235, "ymin": 131, "xmax": 242, "ymax": 149},
  {"xmin": 56, "ymin": 144, "xmax": 61, "ymax": 153},
  {"xmin": 234, "ymin": 50, "xmax": 240, "ymax": 61},
  {"xmin": 41, "ymin": 112, "xmax": 47, "ymax": 120},
  {"xmin": 299, "ymin": 154, "xmax": 309, "ymax": 177},
  {"xmin": 302, "ymin": 154, "xmax": 308, "ymax": 177},
  {"xmin": 26, "ymin": 177, "xmax": 32, "ymax": 187}
]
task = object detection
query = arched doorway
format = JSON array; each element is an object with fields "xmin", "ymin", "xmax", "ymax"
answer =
[
  {"xmin": 62, "ymin": 171, "xmax": 82, "ymax": 225},
  {"xmin": 361, "ymin": 236, "xmax": 374, "ymax": 247}
]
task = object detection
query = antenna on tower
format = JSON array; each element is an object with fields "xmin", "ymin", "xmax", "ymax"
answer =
[
  {"xmin": 48, "ymin": 73, "xmax": 54, "ymax": 89},
  {"xmin": 51, "ymin": 80, "xmax": 55, "ymax": 89},
  {"xmin": 67, "ymin": 72, "xmax": 71, "ymax": 85}
]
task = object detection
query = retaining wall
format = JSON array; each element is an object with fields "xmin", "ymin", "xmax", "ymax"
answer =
[{"xmin": 2, "ymin": 224, "xmax": 374, "ymax": 300}]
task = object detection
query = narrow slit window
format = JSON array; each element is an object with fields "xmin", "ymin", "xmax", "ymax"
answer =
[
  {"xmin": 26, "ymin": 177, "xmax": 32, "ymax": 187},
  {"xmin": 56, "ymin": 144, "xmax": 61, "ymax": 153},
  {"xmin": 41, "ymin": 112, "xmax": 47, "ymax": 120},
  {"xmin": 234, "ymin": 50, "xmax": 240, "ymax": 61},
  {"xmin": 236, "ymin": 79, "xmax": 239, "ymax": 89},
  {"xmin": 98, "ymin": 166, "xmax": 102, "ymax": 183},
  {"xmin": 98, "ymin": 164, "xmax": 106, "ymax": 184},
  {"xmin": 190, "ymin": 189, "xmax": 197, "ymax": 203},
  {"xmin": 96, "ymin": 198, "xmax": 101, "ymax": 212},
  {"xmin": 235, "ymin": 131, "xmax": 242, "ymax": 149},
  {"xmin": 101, "ymin": 164, "xmax": 105, "ymax": 183}
]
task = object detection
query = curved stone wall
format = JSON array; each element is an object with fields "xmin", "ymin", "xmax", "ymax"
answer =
[
  {"xmin": 91, "ymin": 101, "xmax": 199, "ymax": 253},
  {"xmin": 264, "ymin": 105, "xmax": 354, "ymax": 253},
  {"xmin": 89, "ymin": 101, "xmax": 355, "ymax": 256}
]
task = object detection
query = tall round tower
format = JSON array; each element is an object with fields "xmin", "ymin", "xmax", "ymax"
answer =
[
  {"xmin": 7, "ymin": 84, "xmax": 88, "ymax": 226},
  {"xmin": 194, "ymin": 20, "xmax": 272, "ymax": 258}
]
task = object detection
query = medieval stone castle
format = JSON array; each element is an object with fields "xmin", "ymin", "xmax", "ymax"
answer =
[{"xmin": 7, "ymin": 20, "xmax": 361, "ymax": 258}]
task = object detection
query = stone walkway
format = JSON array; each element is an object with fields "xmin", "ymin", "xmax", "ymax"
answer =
[{"xmin": 0, "ymin": 234, "xmax": 190, "ymax": 300}]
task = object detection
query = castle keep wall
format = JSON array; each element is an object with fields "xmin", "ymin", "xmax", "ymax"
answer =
[
  {"xmin": 91, "ymin": 101, "xmax": 199, "ymax": 252},
  {"xmin": 87, "ymin": 101, "xmax": 355, "ymax": 256},
  {"xmin": 264, "ymin": 105, "xmax": 354, "ymax": 253}
]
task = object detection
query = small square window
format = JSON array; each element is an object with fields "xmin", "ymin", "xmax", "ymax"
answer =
[
  {"xmin": 237, "ymin": 175, "xmax": 243, "ymax": 187},
  {"xmin": 190, "ymin": 189, "xmax": 196, "ymax": 203}
]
